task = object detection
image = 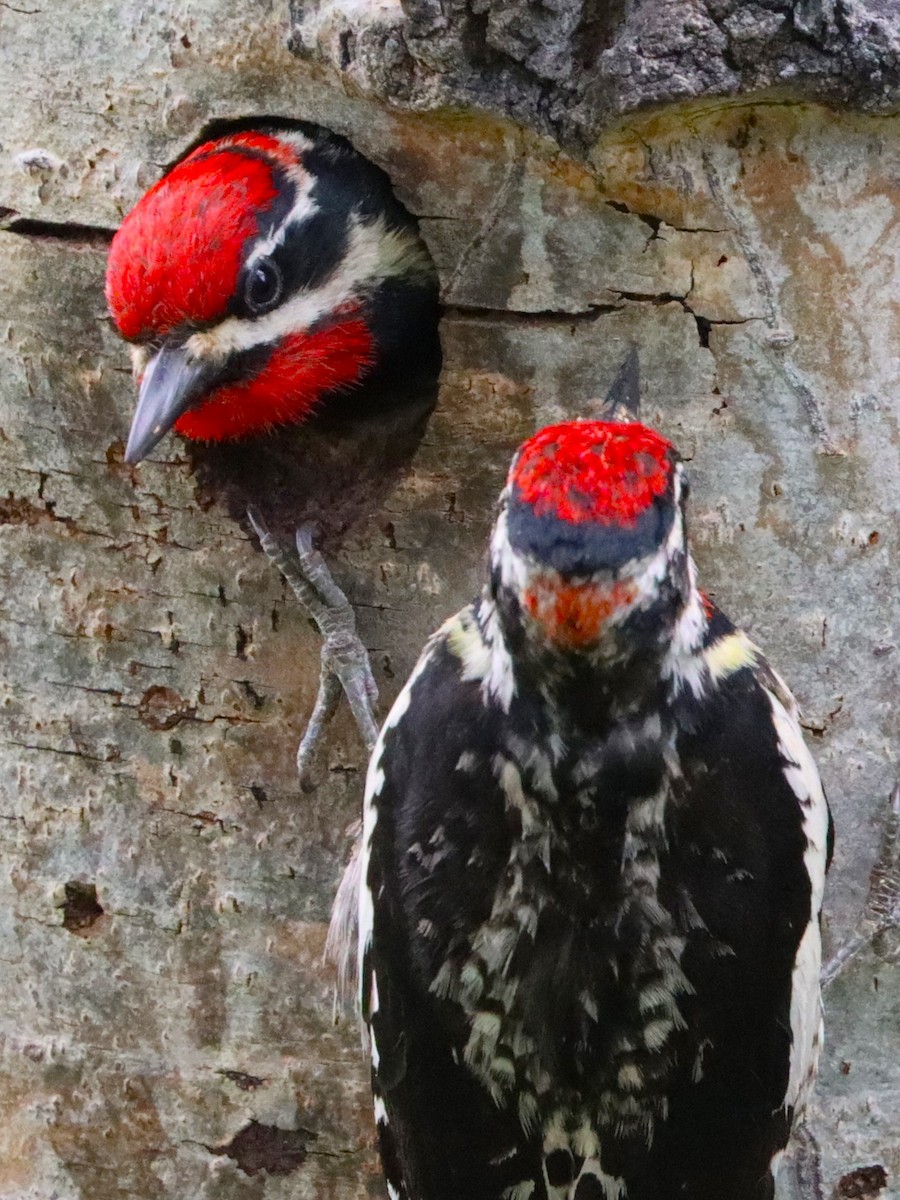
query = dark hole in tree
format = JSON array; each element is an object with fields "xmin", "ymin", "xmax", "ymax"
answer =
[
  {"xmin": 837, "ymin": 1165, "xmax": 888, "ymax": 1199},
  {"xmin": 60, "ymin": 882, "xmax": 104, "ymax": 935},
  {"xmin": 209, "ymin": 1120, "xmax": 317, "ymax": 1176},
  {"xmin": 235, "ymin": 624, "xmax": 250, "ymax": 659}
]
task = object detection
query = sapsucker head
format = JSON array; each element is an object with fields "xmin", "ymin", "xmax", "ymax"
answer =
[
  {"xmin": 105, "ymin": 118, "xmax": 439, "ymax": 462},
  {"xmin": 490, "ymin": 419, "xmax": 694, "ymax": 661}
]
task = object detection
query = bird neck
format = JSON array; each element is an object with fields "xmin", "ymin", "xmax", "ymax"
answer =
[
  {"xmin": 485, "ymin": 557, "xmax": 707, "ymax": 735},
  {"xmin": 341, "ymin": 272, "xmax": 442, "ymax": 410}
]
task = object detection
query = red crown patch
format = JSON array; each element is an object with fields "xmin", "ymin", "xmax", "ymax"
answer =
[
  {"xmin": 106, "ymin": 135, "xmax": 295, "ymax": 341},
  {"xmin": 510, "ymin": 420, "xmax": 674, "ymax": 526}
]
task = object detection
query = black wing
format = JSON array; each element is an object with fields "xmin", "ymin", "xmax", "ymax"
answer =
[{"xmin": 361, "ymin": 633, "xmax": 545, "ymax": 1200}]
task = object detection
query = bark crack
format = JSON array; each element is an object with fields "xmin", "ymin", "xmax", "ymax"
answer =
[
  {"xmin": 0, "ymin": 215, "xmax": 115, "ymax": 248},
  {"xmin": 444, "ymin": 302, "xmax": 623, "ymax": 325},
  {"xmin": 604, "ymin": 199, "xmax": 730, "ymax": 236},
  {"xmin": 608, "ymin": 287, "xmax": 758, "ymax": 351},
  {"xmin": 2, "ymin": 738, "xmax": 114, "ymax": 763}
]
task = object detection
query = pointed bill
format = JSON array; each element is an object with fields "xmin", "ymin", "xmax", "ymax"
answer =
[
  {"xmin": 125, "ymin": 343, "xmax": 216, "ymax": 463},
  {"xmin": 599, "ymin": 346, "xmax": 641, "ymax": 423}
]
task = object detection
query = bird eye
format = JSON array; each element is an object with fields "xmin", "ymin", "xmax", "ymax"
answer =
[{"xmin": 244, "ymin": 257, "xmax": 282, "ymax": 315}]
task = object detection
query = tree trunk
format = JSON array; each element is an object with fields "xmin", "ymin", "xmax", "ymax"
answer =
[{"xmin": 0, "ymin": 2, "xmax": 897, "ymax": 1196}]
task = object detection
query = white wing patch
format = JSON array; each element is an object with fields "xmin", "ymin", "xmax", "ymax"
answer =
[{"xmin": 765, "ymin": 685, "xmax": 829, "ymax": 1114}]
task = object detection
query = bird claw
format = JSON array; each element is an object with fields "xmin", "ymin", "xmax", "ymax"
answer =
[
  {"xmin": 248, "ymin": 510, "xmax": 380, "ymax": 790},
  {"xmin": 322, "ymin": 628, "xmax": 380, "ymax": 738},
  {"xmin": 296, "ymin": 630, "xmax": 380, "ymax": 791},
  {"xmin": 822, "ymin": 781, "xmax": 900, "ymax": 987}
]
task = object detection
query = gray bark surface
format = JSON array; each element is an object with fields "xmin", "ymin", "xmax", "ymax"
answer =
[
  {"xmin": 0, "ymin": 1, "xmax": 898, "ymax": 1197},
  {"xmin": 291, "ymin": 0, "xmax": 900, "ymax": 149}
]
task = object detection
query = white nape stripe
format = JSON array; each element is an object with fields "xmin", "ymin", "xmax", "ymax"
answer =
[
  {"xmin": 657, "ymin": 466, "xmax": 709, "ymax": 697},
  {"xmin": 765, "ymin": 686, "xmax": 829, "ymax": 1113},
  {"xmin": 277, "ymin": 130, "xmax": 316, "ymax": 154},
  {"xmin": 662, "ymin": 558, "xmax": 707, "ymax": 698},
  {"xmin": 625, "ymin": 466, "xmax": 687, "ymax": 613},
  {"xmin": 184, "ymin": 214, "xmax": 430, "ymax": 365},
  {"xmin": 220, "ymin": 129, "xmax": 315, "ymax": 157},
  {"xmin": 480, "ymin": 602, "xmax": 517, "ymax": 711}
]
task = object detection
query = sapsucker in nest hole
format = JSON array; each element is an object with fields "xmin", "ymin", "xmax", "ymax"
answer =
[
  {"xmin": 350, "ymin": 361, "xmax": 833, "ymax": 1200},
  {"xmin": 105, "ymin": 117, "xmax": 441, "ymax": 779}
]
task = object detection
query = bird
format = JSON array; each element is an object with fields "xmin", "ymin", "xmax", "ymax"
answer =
[
  {"xmin": 105, "ymin": 116, "xmax": 442, "ymax": 777},
  {"xmin": 354, "ymin": 366, "xmax": 833, "ymax": 1200}
]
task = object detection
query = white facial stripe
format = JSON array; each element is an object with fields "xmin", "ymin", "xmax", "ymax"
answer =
[
  {"xmin": 215, "ymin": 138, "xmax": 316, "ymax": 270},
  {"xmin": 184, "ymin": 214, "xmax": 430, "ymax": 364},
  {"xmin": 663, "ymin": 568, "xmax": 707, "ymax": 694},
  {"xmin": 480, "ymin": 602, "xmax": 517, "ymax": 711},
  {"xmin": 129, "ymin": 343, "xmax": 151, "ymax": 380},
  {"xmin": 245, "ymin": 167, "xmax": 318, "ymax": 268}
]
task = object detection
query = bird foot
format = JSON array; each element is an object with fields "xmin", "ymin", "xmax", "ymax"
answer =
[
  {"xmin": 247, "ymin": 510, "xmax": 379, "ymax": 790},
  {"xmin": 822, "ymin": 781, "xmax": 900, "ymax": 987}
]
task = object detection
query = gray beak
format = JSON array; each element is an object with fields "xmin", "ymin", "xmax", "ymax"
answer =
[
  {"xmin": 599, "ymin": 346, "xmax": 641, "ymax": 423},
  {"xmin": 125, "ymin": 343, "xmax": 215, "ymax": 464}
]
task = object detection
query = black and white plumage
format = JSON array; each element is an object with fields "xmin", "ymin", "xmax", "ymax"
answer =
[{"xmin": 353, "ymin": 414, "xmax": 832, "ymax": 1200}]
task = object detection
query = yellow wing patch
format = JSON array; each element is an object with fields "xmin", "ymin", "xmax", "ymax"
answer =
[
  {"xmin": 445, "ymin": 607, "xmax": 492, "ymax": 682},
  {"xmin": 702, "ymin": 630, "xmax": 760, "ymax": 683}
]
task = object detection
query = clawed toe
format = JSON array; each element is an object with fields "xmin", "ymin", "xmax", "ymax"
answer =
[{"xmin": 249, "ymin": 510, "xmax": 380, "ymax": 788}]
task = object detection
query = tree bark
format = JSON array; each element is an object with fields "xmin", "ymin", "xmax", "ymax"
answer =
[
  {"xmin": 291, "ymin": 0, "xmax": 900, "ymax": 149},
  {"xmin": 0, "ymin": 2, "xmax": 898, "ymax": 1197}
]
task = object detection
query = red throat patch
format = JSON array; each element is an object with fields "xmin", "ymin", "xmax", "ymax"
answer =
[
  {"xmin": 511, "ymin": 420, "xmax": 674, "ymax": 526},
  {"xmin": 523, "ymin": 576, "xmax": 638, "ymax": 648},
  {"xmin": 106, "ymin": 135, "xmax": 297, "ymax": 340},
  {"xmin": 172, "ymin": 315, "xmax": 376, "ymax": 443}
]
